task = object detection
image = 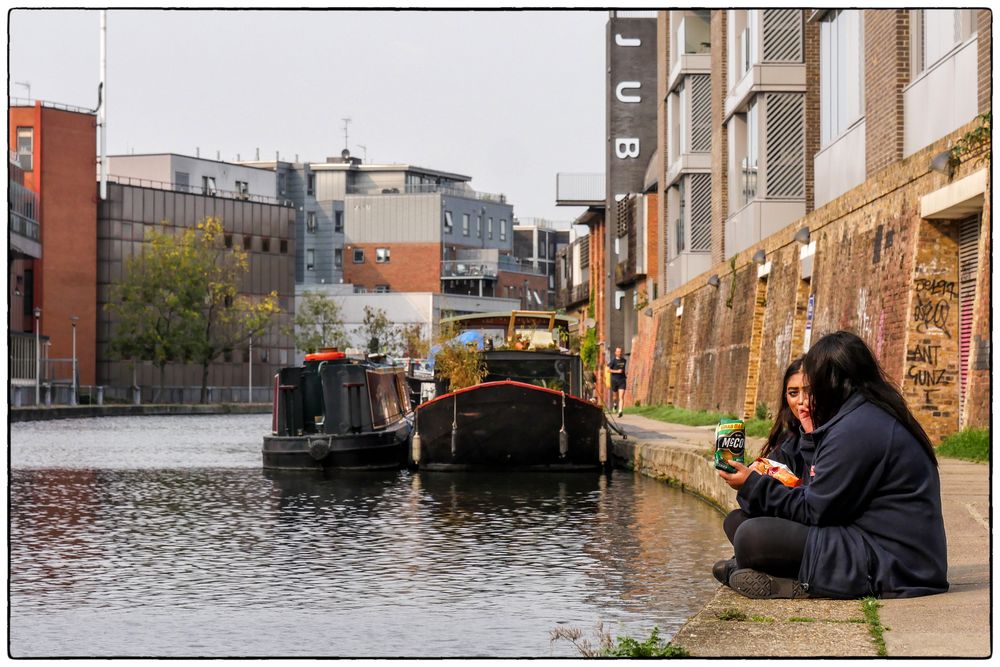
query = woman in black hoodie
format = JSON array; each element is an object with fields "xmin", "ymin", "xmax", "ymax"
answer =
[{"xmin": 717, "ymin": 331, "xmax": 948, "ymax": 599}]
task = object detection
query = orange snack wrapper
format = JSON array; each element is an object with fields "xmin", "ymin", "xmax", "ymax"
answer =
[{"xmin": 750, "ymin": 457, "xmax": 802, "ymax": 487}]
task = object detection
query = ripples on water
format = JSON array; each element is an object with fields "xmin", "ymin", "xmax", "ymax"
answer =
[{"xmin": 10, "ymin": 414, "xmax": 731, "ymax": 657}]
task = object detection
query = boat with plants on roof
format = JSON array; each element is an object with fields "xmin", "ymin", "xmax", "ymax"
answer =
[
  {"xmin": 411, "ymin": 310, "xmax": 610, "ymax": 472},
  {"xmin": 263, "ymin": 348, "xmax": 413, "ymax": 471}
]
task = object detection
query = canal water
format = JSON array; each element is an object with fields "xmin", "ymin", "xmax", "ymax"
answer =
[{"xmin": 10, "ymin": 414, "xmax": 731, "ymax": 658}]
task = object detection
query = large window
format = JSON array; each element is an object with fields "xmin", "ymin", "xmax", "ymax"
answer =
[
  {"xmin": 16, "ymin": 127, "xmax": 33, "ymax": 171},
  {"xmin": 353, "ymin": 248, "xmax": 365, "ymax": 263},
  {"xmin": 307, "ymin": 173, "xmax": 316, "ymax": 196},
  {"xmin": 462, "ymin": 213, "xmax": 470, "ymax": 236},
  {"xmin": 334, "ymin": 210, "xmax": 343, "ymax": 233},
  {"xmin": 820, "ymin": 10, "xmax": 864, "ymax": 145},
  {"xmin": 911, "ymin": 9, "xmax": 976, "ymax": 77},
  {"xmin": 334, "ymin": 248, "xmax": 343, "ymax": 268},
  {"xmin": 500, "ymin": 219, "xmax": 507, "ymax": 242},
  {"xmin": 444, "ymin": 211, "xmax": 453, "ymax": 233},
  {"xmin": 306, "ymin": 211, "xmax": 317, "ymax": 233},
  {"xmin": 742, "ymin": 100, "xmax": 759, "ymax": 205},
  {"xmin": 376, "ymin": 247, "xmax": 390, "ymax": 263},
  {"xmin": 306, "ymin": 248, "xmax": 315, "ymax": 271}
]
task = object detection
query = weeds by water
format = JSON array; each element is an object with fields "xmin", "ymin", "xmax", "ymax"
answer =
[{"xmin": 550, "ymin": 622, "xmax": 689, "ymax": 658}]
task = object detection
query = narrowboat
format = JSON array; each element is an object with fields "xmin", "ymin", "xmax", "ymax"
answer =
[
  {"xmin": 263, "ymin": 349, "xmax": 413, "ymax": 471},
  {"xmin": 411, "ymin": 311, "xmax": 610, "ymax": 471}
]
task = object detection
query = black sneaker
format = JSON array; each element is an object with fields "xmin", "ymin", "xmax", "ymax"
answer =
[
  {"xmin": 712, "ymin": 557, "xmax": 738, "ymax": 585},
  {"xmin": 728, "ymin": 568, "xmax": 810, "ymax": 599}
]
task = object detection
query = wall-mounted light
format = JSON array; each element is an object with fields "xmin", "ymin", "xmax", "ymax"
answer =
[
  {"xmin": 752, "ymin": 249, "xmax": 766, "ymax": 265},
  {"xmin": 672, "ymin": 297, "xmax": 682, "ymax": 307},
  {"xmin": 793, "ymin": 227, "xmax": 810, "ymax": 245},
  {"xmin": 930, "ymin": 149, "xmax": 953, "ymax": 176},
  {"xmin": 707, "ymin": 274, "xmax": 721, "ymax": 288}
]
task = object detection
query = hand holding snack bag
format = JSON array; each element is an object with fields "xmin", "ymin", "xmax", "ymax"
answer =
[{"xmin": 749, "ymin": 457, "xmax": 802, "ymax": 487}]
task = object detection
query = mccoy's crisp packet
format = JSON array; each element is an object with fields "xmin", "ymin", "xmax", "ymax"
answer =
[{"xmin": 750, "ymin": 457, "xmax": 802, "ymax": 487}]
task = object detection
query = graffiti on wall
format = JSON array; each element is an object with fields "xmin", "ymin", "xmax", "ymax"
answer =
[
  {"xmin": 912, "ymin": 278, "xmax": 957, "ymax": 337},
  {"xmin": 906, "ymin": 342, "xmax": 951, "ymax": 405}
]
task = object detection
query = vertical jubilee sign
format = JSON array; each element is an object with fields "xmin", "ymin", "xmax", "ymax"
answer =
[{"xmin": 605, "ymin": 15, "xmax": 657, "ymax": 350}]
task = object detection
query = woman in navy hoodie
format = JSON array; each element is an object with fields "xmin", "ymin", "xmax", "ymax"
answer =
[{"xmin": 717, "ymin": 331, "xmax": 948, "ymax": 599}]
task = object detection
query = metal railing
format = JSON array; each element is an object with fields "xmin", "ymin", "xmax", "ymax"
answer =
[
  {"xmin": 106, "ymin": 174, "xmax": 295, "ymax": 207},
  {"xmin": 441, "ymin": 256, "xmax": 545, "ymax": 279},
  {"xmin": 9, "ymin": 331, "xmax": 49, "ymax": 382},
  {"xmin": 556, "ymin": 281, "xmax": 590, "ymax": 309},
  {"xmin": 9, "ymin": 180, "xmax": 40, "ymax": 241},
  {"xmin": 741, "ymin": 158, "xmax": 758, "ymax": 205},
  {"xmin": 9, "ymin": 97, "xmax": 95, "ymax": 115},
  {"xmin": 346, "ymin": 182, "xmax": 507, "ymax": 203}
]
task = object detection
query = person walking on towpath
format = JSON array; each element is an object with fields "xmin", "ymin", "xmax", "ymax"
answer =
[
  {"xmin": 608, "ymin": 347, "xmax": 627, "ymax": 418},
  {"xmin": 715, "ymin": 331, "xmax": 948, "ymax": 600}
]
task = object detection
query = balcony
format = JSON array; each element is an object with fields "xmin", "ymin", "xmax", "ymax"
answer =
[
  {"xmin": 441, "ymin": 255, "xmax": 544, "ymax": 280},
  {"xmin": 557, "ymin": 281, "xmax": 590, "ymax": 309},
  {"xmin": 556, "ymin": 173, "xmax": 604, "ymax": 206},
  {"xmin": 9, "ymin": 178, "xmax": 40, "ymax": 259},
  {"xmin": 347, "ymin": 182, "xmax": 507, "ymax": 203}
]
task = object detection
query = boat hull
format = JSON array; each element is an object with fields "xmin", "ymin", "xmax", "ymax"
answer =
[
  {"xmin": 413, "ymin": 380, "xmax": 607, "ymax": 471},
  {"xmin": 262, "ymin": 418, "xmax": 411, "ymax": 471}
]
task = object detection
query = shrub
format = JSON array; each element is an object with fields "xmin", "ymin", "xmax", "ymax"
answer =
[{"xmin": 937, "ymin": 428, "xmax": 989, "ymax": 463}]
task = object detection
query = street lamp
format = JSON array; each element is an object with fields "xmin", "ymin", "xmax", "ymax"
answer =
[
  {"xmin": 248, "ymin": 335, "xmax": 253, "ymax": 404},
  {"xmin": 70, "ymin": 315, "xmax": 80, "ymax": 405},
  {"xmin": 33, "ymin": 307, "xmax": 41, "ymax": 405}
]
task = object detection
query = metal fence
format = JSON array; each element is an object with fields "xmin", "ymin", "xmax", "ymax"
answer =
[{"xmin": 106, "ymin": 174, "xmax": 295, "ymax": 208}]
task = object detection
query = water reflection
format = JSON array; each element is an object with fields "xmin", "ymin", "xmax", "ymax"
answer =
[{"xmin": 10, "ymin": 416, "xmax": 730, "ymax": 657}]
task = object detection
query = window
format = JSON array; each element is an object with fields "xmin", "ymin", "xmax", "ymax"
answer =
[
  {"xmin": 354, "ymin": 285, "xmax": 368, "ymax": 294},
  {"xmin": 280, "ymin": 239, "xmax": 288, "ymax": 254},
  {"xmin": 306, "ymin": 211, "xmax": 317, "ymax": 232},
  {"xmin": 307, "ymin": 173, "xmax": 316, "ymax": 196},
  {"xmin": 376, "ymin": 247, "xmax": 390, "ymax": 263},
  {"xmin": 353, "ymin": 248, "xmax": 365, "ymax": 263},
  {"xmin": 243, "ymin": 235, "xmax": 253, "ymax": 251},
  {"xmin": 224, "ymin": 234, "xmax": 233, "ymax": 248},
  {"xmin": 820, "ymin": 10, "xmax": 864, "ymax": 145},
  {"xmin": 278, "ymin": 173, "xmax": 286, "ymax": 195},
  {"xmin": 334, "ymin": 210, "xmax": 344, "ymax": 233},
  {"xmin": 202, "ymin": 176, "xmax": 217, "ymax": 196},
  {"xmin": 499, "ymin": 219, "xmax": 507, "ymax": 241},
  {"xmin": 477, "ymin": 215, "xmax": 482, "ymax": 238},
  {"xmin": 462, "ymin": 213, "xmax": 470, "ymax": 236},
  {"xmin": 375, "ymin": 284, "xmax": 390, "ymax": 293},
  {"xmin": 175, "ymin": 171, "xmax": 190, "ymax": 192},
  {"xmin": 235, "ymin": 180, "xmax": 249, "ymax": 199},
  {"xmin": 742, "ymin": 100, "xmax": 759, "ymax": 204},
  {"xmin": 306, "ymin": 248, "xmax": 315, "ymax": 271},
  {"xmin": 488, "ymin": 217, "xmax": 494, "ymax": 240},
  {"xmin": 912, "ymin": 9, "xmax": 976, "ymax": 76},
  {"xmin": 334, "ymin": 248, "xmax": 343, "ymax": 268},
  {"xmin": 444, "ymin": 211, "xmax": 454, "ymax": 233},
  {"xmin": 262, "ymin": 238, "xmax": 271, "ymax": 253},
  {"xmin": 16, "ymin": 127, "xmax": 33, "ymax": 171},
  {"xmin": 537, "ymin": 235, "xmax": 546, "ymax": 258}
]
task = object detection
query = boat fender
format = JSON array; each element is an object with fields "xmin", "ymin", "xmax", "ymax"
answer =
[
  {"xmin": 450, "ymin": 395, "xmax": 459, "ymax": 458},
  {"xmin": 411, "ymin": 411, "xmax": 421, "ymax": 465},
  {"xmin": 309, "ymin": 437, "xmax": 331, "ymax": 461},
  {"xmin": 598, "ymin": 426, "xmax": 608, "ymax": 464},
  {"xmin": 558, "ymin": 392, "xmax": 569, "ymax": 458}
]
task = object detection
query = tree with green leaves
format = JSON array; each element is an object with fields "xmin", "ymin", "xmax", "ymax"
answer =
[
  {"xmin": 293, "ymin": 291, "xmax": 349, "ymax": 354},
  {"xmin": 106, "ymin": 217, "xmax": 280, "ymax": 404},
  {"xmin": 106, "ymin": 222, "xmax": 208, "ymax": 401},
  {"xmin": 184, "ymin": 217, "xmax": 280, "ymax": 403},
  {"xmin": 359, "ymin": 305, "xmax": 401, "ymax": 355},
  {"xmin": 400, "ymin": 323, "xmax": 430, "ymax": 358}
]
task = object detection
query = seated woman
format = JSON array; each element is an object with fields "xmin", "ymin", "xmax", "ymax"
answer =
[
  {"xmin": 713, "ymin": 356, "xmax": 811, "ymax": 586},
  {"xmin": 716, "ymin": 331, "xmax": 948, "ymax": 599}
]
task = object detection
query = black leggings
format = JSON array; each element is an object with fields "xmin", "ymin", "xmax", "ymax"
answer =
[{"xmin": 723, "ymin": 510, "xmax": 809, "ymax": 580}]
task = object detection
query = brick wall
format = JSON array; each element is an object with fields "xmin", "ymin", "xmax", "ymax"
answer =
[
  {"xmin": 656, "ymin": 11, "xmax": 670, "ymax": 295},
  {"xmin": 978, "ymin": 9, "xmax": 992, "ymax": 114},
  {"xmin": 964, "ymin": 165, "xmax": 991, "ymax": 426},
  {"xmin": 343, "ymin": 242, "xmax": 441, "ymax": 293},
  {"xmin": 803, "ymin": 18, "xmax": 820, "ymax": 213},
  {"xmin": 631, "ymin": 120, "xmax": 991, "ymax": 441},
  {"xmin": 864, "ymin": 10, "xmax": 910, "ymax": 175}
]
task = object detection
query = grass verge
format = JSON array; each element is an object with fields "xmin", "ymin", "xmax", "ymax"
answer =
[
  {"xmin": 861, "ymin": 597, "xmax": 887, "ymax": 657},
  {"xmin": 625, "ymin": 404, "xmax": 772, "ymax": 439},
  {"xmin": 936, "ymin": 428, "xmax": 989, "ymax": 463}
]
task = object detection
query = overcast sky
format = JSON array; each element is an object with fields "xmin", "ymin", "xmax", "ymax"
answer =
[{"xmin": 9, "ymin": 8, "xmax": 608, "ymax": 221}]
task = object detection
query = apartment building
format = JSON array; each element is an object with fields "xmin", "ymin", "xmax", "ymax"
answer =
[
  {"xmin": 625, "ymin": 8, "xmax": 990, "ymax": 441},
  {"xmin": 554, "ymin": 224, "xmax": 592, "ymax": 326},
  {"xmin": 513, "ymin": 217, "xmax": 571, "ymax": 309}
]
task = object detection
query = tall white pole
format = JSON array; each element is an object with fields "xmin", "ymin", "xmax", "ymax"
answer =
[
  {"xmin": 99, "ymin": 10, "xmax": 107, "ymax": 200},
  {"xmin": 248, "ymin": 336, "xmax": 253, "ymax": 403}
]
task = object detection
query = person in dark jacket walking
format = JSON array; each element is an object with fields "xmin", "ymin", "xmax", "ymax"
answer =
[
  {"xmin": 713, "ymin": 357, "xmax": 813, "ymax": 586},
  {"xmin": 716, "ymin": 331, "xmax": 948, "ymax": 599},
  {"xmin": 608, "ymin": 347, "xmax": 627, "ymax": 417}
]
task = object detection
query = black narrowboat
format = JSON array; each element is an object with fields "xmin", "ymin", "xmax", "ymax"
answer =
[
  {"xmin": 263, "ymin": 349, "xmax": 412, "ymax": 471},
  {"xmin": 411, "ymin": 311, "xmax": 610, "ymax": 472}
]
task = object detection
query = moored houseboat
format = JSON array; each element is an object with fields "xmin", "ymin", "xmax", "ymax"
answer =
[
  {"xmin": 263, "ymin": 349, "xmax": 412, "ymax": 471},
  {"xmin": 412, "ymin": 311, "xmax": 609, "ymax": 471}
]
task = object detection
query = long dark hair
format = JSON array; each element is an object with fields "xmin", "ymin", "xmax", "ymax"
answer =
[
  {"xmin": 761, "ymin": 357, "xmax": 804, "ymax": 459},
  {"xmin": 803, "ymin": 331, "xmax": 937, "ymax": 465}
]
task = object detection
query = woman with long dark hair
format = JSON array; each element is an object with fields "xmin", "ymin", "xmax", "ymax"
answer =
[
  {"xmin": 713, "ymin": 357, "xmax": 812, "ymax": 585},
  {"xmin": 716, "ymin": 331, "xmax": 948, "ymax": 599}
]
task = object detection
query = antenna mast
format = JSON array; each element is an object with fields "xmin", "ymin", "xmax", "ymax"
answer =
[{"xmin": 341, "ymin": 117, "xmax": 351, "ymax": 151}]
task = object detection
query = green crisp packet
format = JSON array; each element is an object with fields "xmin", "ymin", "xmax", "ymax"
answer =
[{"xmin": 714, "ymin": 418, "xmax": 746, "ymax": 473}]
